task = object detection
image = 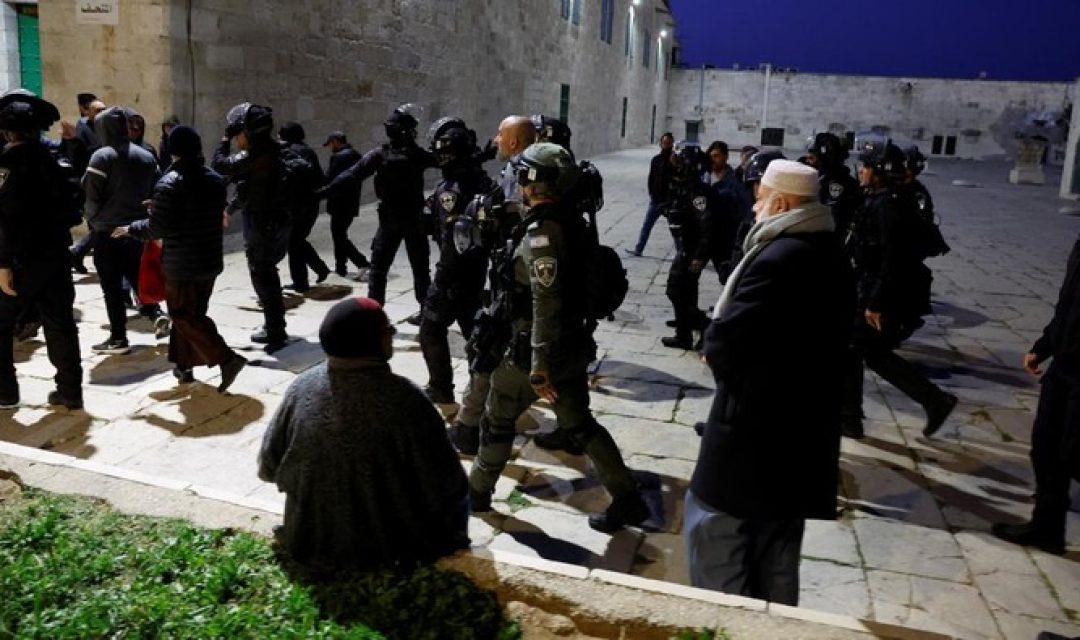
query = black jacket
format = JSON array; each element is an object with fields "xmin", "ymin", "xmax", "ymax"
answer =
[
  {"xmin": 665, "ymin": 180, "xmax": 738, "ymax": 265},
  {"xmin": 850, "ymin": 187, "xmax": 931, "ymax": 321},
  {"xmin": 1033, "ymin": 234, "xmax": 1080, "ymax": 371},
  {"xmin": 818, "ymin": 165, "xmax": 861, "ymax": 235},
  {"xmin": 692, "ymin": 230, "xmax": 855, "ymax": 520},
  {"xmin": 647, "ymin": 150, "xmax": 672, "ymax": 203},
  {"xmin": 129, "ymin": 160, "xmax": 227, "ymax": 281},
  {"xmin": 324, "ymin": 145, "xmax": 362, "ymax": 217},
  {"xmin": 320, "ymin": 141, "xmax": 436, "ymax": 218},
  {"xmin": 0, "ymin": 141, "xmax": 74, "ymax": 268}
]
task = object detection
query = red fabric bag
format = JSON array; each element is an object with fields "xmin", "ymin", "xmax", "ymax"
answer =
[{"xmin": 137, "ymin": 240, "xmax": 166, "ymax": 305}]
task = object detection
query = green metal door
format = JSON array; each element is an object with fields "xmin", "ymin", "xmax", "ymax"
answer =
[{"xmin": 17, "ymin": 10, "xmax": 42, "ymax": 96}]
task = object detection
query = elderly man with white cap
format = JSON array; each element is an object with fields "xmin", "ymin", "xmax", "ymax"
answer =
[{"xmin": 684, "ymin": 160, "xmax": 856, "ymax": 605}]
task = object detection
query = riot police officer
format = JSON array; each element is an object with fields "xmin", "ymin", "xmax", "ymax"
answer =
[
  {"xmin": 843, "ymin": 142, "xmax": 956, "ymax": 439},
  {"xmin": 899, "ymin": 145, "xmax": 950, "ymax": 259},
  {"xmin": 0, "ymin": 91, "xmax": 83, "ymax": 409},
  {"xmin": 278, "ymin": 121, "xmax": 330, "ymax": 292},
  {"xmin": 319, "ymin": 104, "xmax": 437, "ymax": 320},
  {"xmin": 805, "ymin": 132, "xmax": 860, "ymax": 235},
  {"xmin": 661, "ymin": 142, "xmax": 733, "ymax": 350},
  {"xmin": 211, "ymin": 103, "xmax": 296, "ymax": 352},
  {"xmin": 468, "ymin": 142, "xmax": 648, "ymax": 533},
  {"xmin": 419, "ymin": 117, "xmax": 496, "ymax": 404}
]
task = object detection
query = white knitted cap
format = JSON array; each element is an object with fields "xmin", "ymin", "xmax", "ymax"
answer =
[{"xmin": 760, "ymin": 159, "xmax": 819, "ymax": 197}]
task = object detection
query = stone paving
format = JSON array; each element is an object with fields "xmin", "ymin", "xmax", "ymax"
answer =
[{"xmin": 2, "ymin": 148, "xmax": 1079, "ymax": 639}]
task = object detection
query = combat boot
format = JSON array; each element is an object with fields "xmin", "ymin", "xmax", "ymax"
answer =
[
  {"xmin": 588, "ymin": 492, "xmax": 649, "ymax": 533},
  {"xmin": 532, "ymin": 428, "xmax": 585, "ymax": 455},
  {"xmin": 991, "ymin": 520, "xmax": 1066, "ymax": 555},
  {"xmin": 449, "ymin": 422, "xmax": 479, "ymax": 456}
]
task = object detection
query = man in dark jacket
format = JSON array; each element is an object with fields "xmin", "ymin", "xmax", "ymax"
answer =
[
  {"xmin": 278, "ymin": 122, "xmax": 329, "ymax": 292},
  {"xmin": 626, "ymin": 132, "xmax": 673, "ymax": 257},
  {"xmin": 115, "ymin": 125, "xmax": 246, "ymax": 392},
  {"xmin": 211, "ymin": 103, "xmax": 296, "ymax": 352},
  {"xmin": 83, "ymin": 106, "xmax": 163, "ymax": 355},
  {"xmin": 318, "ymin": 104, "xmax": 437, "ymax": 321},
  {"xmin": 991, "ymin": 237, "xmax": 1080, "ymax": 556},
  {"xmin": 322, "ymin": 131, "xmax": 369, "ymax": 278},
  {"xmin": 0, "ymin": 93, "xmax": 84, "ymax": 410},
  {"xmin": 686, "ymin": 159, "xmax": 854, "ymax": 605},
  {"xmin": 842, "ymin": 143, "xmax": 956, "ymax": 439},
  {"xmin": 259, "ymin": 297, "xmax": 469, "ymax": 572},
  {"xmin": 62, "ymin": 96, "xmax": 105, "ymax": 275}
]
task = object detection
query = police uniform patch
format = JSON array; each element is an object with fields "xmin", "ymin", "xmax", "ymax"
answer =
[
  {"xmin": 439, "ymin": 192, "xmax": 457, "ymax": 212},
  {"xmin": 915, "ymin": 194, "xmax": 927, "ymax": 210},
  {"xmin": 692, "ymin": 196, "xmax": 707, "ymax": 212},
  {"xmin": 529, "ymin": 235, "xmax": 550, "ymax": 249},
  {"xmin": 828, "ymin": 182, "xmax": 844, "ymax": 200},
  {"xmin": 0, "ymin": 167, "xmax": 9, "ymax": 190},
  {"xmin": 532, "ymin": 256, "xmax": 557, "ymax": 288}
]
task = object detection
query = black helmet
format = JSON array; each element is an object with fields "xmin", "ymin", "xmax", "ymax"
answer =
[
  {"xmin": 432, "ymin": 127, "xmax": 476, "ymax": 167},
  {"xmin": 0, "ymin": 89, "xmax": 60, "ymax": 131},
  {"xmin": 514, "ymin": 142, "xmax": 578, "ymax": 196},
  {"xmin": 384, "ymin": 103, "xmax": 421, "ymax": 141},
  {"xmin": 226, "ymin": 102, "xmax": 273, "ymax": 138},
  {"xmin": 671, "ymin": 140, "xmax": 705, "ymax": 183},
  {"xmin": 743, "ymin": 149, "xmax": 786, "ymax": 184},
  {"xmin": 531, "ymin": 114, "xmax": 572, "ymax": 150},
  {"xmin": 806, "ymin": 132, "xmax": 848, "ymax": 167},
  {"xmin": 903, "ymin": 145, "xmax": 926, "ymax": 175},
  {"xmin": 859, "ymin": 141, "xmax": 907, "ymax": 183}
]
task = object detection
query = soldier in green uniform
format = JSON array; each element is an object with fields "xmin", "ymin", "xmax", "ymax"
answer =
[{"xmin": 468, "ymin": 143, "xmax": 648, "ymax": 533}]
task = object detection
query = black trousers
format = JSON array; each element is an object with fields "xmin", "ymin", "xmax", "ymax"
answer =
[
  {"xmin": 1029, "ymin": 364, "xmax": 1080, "ymax": 535},
  {"xmin": 843, "ymin": 320, "xmax": 946, "ymax": 420},
  {"xmin": 329, "ymin": 213, "xmax": 369, "ymax": 270},
  {"xmin": 419, "ymin": 285, "xmax": 481, "ymax": 395},
  {"xmin": 94, "ymin": 234, "xmax": 152, "ymax": 341},
  {"xmin": 666, "ymin": 250, "xmax": 706, "ymax": 339},
  {"xmin": 0, "ymin": 260, "xmax": 82, "ymax": 399},
  {"xmin": 71, "ymin": 228, "xmax": 100, "ymax": 259},
  {"xmin": 244, "ymin": 220, "xmax": 291, "ymax": 336},
  {"xmin": 368, "ymin": 219, "xmax": 430, "ymax": 305},
  {"xmin": 287, "ymin": 205, "xmax": 328, "ymax": 288},
  {"xmin": 165, "ymin": 277, "xmax": 235, "ymax": 370}
]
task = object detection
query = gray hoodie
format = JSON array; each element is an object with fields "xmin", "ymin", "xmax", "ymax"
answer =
[{"xmin": 82, "ymin": 106, "xmax": 160, "ymax": 231}]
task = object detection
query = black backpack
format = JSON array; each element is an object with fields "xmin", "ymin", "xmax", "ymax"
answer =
[
  {"xmin": 278, "ymin": 148, "xmax": 320, "ymax": 212},
  {"xmin": 571, "ymin": 162, "xmax": 627, "ymax": 321}
]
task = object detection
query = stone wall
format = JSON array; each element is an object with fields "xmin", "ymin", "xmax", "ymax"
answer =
[
  {"xmin": 0, "ymin": 3, "xmax": 20, "ymax": 93},
  {"xmin": 39, "ymin": 0, "xmax": 672, "ymax": 163},
  {"xmin": 667, "ymin": 67, "xmax": 1072, "ymax": 160}
]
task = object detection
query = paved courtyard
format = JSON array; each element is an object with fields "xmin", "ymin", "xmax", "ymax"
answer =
[{"xmin": 2, "ymin": 147, "xmax": 1079, "ymax": 639}]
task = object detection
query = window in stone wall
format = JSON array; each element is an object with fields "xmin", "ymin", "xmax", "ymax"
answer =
[
  {"xmin": 560, "ymin": 84, "xmax": 571, "ymax": 124},
  {"xmin": 561, "ymin": 0, "xmax": 571, "ymax": 20},
  {"xmin": 571, "ymin": 0, "xmax": 582, "ymax": 25},
  {"xmin": 643, "ymin": 28, "xmax": 651, "ymax": 67},
  {"xmin": 621, "ymin": 97, "xmax": 629, "ymax": 138},
  {"xmin": 600, "ymin": 0, "xmax": 614, "ymax": 43},
  {"xmin": 650, "ymin": 104, "xmax": 657, "ymax": 143}
]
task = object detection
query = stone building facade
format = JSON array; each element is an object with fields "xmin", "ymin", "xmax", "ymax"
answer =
[
  {"xmin": 667, "ymin": 67, "xmax": 1073, "ymax": 161},
  {"xmin": 30, "ymin": 0, "xmax": 674, "ymax": 161}
]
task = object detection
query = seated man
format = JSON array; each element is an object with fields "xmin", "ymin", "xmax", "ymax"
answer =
[{"xmin": 258, "ymin": 297, "xmax": 469, "ymax": 572}]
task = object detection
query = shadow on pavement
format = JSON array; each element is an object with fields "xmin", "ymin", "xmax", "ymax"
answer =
[
  {"xmin": 89, "ymin": 344, "xmax": 171, "ymax": 385},
  {"xmin": 140, "ymin": 383, "xmax": 264, "ymax": 436},
  {"xmin": 930, "ymin": 301, "xmax": 991, "ymax": 329}
]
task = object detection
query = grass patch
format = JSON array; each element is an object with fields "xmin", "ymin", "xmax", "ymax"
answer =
[{"xmin": 0, "ymin": 489, "xmax": 518, "ymax": 639}]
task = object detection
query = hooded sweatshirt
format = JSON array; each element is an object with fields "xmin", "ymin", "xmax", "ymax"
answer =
[{"xmin": 82, "ymin": 106, "xmax": 160, "ymax": 232}]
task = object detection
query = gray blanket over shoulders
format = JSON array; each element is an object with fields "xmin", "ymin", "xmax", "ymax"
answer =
[{"xmin": 258, "ymin": 359, "xmax": 469, "ymax": 570}]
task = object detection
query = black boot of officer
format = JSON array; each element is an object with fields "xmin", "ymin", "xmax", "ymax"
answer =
[
  {"xmin": 212, "ymin": 103, "xmax": 293, "ymax": 351},
  {"xmin": 0, "ymin": 91, "xmax": 83, "ymax": 409},
  {"xmin": 419, "ymin": 119, "xmax": 494, "ymax": 404},
  {"xmin": 843, "ymin": 142, "xmax": 957, "ymax": 438}
]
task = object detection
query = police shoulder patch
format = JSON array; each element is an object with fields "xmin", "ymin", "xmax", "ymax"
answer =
[
  {"xmin": 0, "ymin": 167, "xmax": 9, "ymax": 190},
  {"xmin": 692, "ymin": 195, "xmax": 707, "ymax": 212},
  {"xmin": 915, "ymin": 194, "xmax": 927, "ymax": 210},
  {"xmin": 532, "ymin": 256, "xmax": 557, "ymax": 288},
  {"xmin": 529, "ymin": 235, "xmax": 550, "ymax": 249},
  {"xmin": 439, "ymin": 191, "xmax": 457, "ymax": 212},
  {"xmin": 828, "ymin": 182, "xmax": 844, "ymax": 199}
]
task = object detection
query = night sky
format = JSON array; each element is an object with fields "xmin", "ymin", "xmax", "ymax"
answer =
[{"xmin": 668, "ymin": 0, "xmax": 1080, "ymax": 82}]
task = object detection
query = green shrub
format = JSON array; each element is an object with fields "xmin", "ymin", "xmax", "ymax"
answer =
[{"xmin": 0, "ymin": 490, "xmax": 518, "ymax": 640}]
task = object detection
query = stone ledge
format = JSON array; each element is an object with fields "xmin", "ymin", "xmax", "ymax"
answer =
[{"xmin": 0, "ymin": 438, "xmax": 946, "ymax": 639}]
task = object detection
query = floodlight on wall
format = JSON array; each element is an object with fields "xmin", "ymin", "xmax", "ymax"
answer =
[
  {"xmin": 632, "ymin": 0, "xmax": 641, "ymax": 5},
  {"xmin": 660, "ymin": 29, "xmax": 668, "ymax": 38}
]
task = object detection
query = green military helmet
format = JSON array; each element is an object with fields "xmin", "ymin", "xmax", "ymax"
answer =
[{"xmin": 514, "ymin": 142, "xmax": 579, "ymax": 197}]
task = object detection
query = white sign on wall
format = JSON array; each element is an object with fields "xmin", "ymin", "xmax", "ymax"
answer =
[{"xmin": 76, "ymin": 0, "xmax": 119, "ymax": 26}]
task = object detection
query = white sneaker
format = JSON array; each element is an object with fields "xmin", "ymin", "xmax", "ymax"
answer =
[
  {"xmin": 154, "ymin": 316, "xmax": 171, "ymax": 339},
  {"xmin": 355, "ymin": 267, "xmax": 370, "ymax": 283}
]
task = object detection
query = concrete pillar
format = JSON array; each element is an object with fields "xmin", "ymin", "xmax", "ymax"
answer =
[
  {"xmin": 1061, "ymin": 78, "xmax": 1080, "ymax": 200},
  {"xmin": 0, "ymin": 3, "xmax": 21, "ymax": 91}
]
